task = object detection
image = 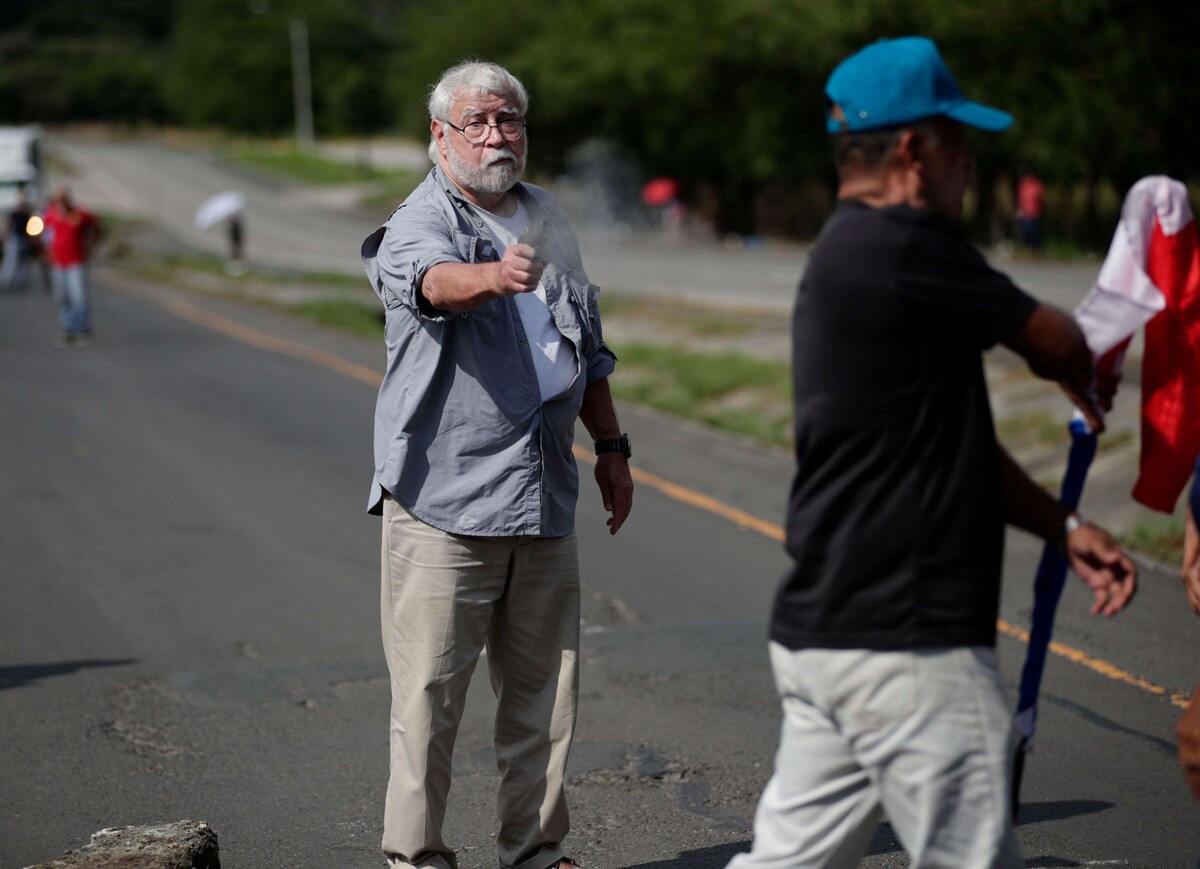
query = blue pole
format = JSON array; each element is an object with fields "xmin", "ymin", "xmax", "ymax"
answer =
[{"xmin": 1012, "ymin": 415, "xmax": 1098, "ymax": 817}]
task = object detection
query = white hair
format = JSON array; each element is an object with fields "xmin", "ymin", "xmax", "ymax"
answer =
[{"xmin": 426, "ymin": 61, "xmax": 529, "ymax": 163}]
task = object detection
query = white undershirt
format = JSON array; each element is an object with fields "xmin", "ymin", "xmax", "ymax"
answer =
[{"xmin": 475, "ymin": 200, "xmax": 577, "ymax": 402}]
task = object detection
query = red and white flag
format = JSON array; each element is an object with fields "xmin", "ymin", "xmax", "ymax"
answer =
[{"xmin": 1074, "ymin": 176, "xmax": 1200, "ymax": 513}]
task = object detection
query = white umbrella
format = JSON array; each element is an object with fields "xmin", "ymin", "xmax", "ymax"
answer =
[{"xmin": 194, "ymin": 191, "xmax": 245, "ymax": 230}]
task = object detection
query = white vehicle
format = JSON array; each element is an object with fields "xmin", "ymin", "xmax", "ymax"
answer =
[{"xmin": 0, "ymin": 126, "xmax": 43, "ymax": 212}]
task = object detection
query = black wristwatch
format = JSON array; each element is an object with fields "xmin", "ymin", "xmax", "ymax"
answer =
[{"xmin": 594, "ymin": 433, "xmax": 632, "ymax": 459}]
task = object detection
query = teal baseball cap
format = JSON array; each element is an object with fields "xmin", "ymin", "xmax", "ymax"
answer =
[{"xmin": 825, "ymin": 37, "xmax": 1012, "ymax": 134}]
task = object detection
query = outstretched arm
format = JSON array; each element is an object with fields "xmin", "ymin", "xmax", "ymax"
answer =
[
  {"xmin": 1001, "ymin": 446, "xmax": 1137, "ymax": 616},
  {"xmin": 421, "ymin": 243, "xmax": 544, "ymax": 313},
  {"xmin": 1003, "ymin": 303, "xmax": 1105, "ymax": 433},
  {"xmin": 578, "ymin": 377, "xmax": 633, "ymax": 535}
]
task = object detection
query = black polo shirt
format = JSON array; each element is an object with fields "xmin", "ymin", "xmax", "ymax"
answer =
[{"xmin": 771, "ymin": 199, "xmax": 1038, "ymax": 650}]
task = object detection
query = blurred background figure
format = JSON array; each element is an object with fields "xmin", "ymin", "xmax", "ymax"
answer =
[
  {"xmin": 194, "ymin": 190, "xmax": 247, "ymax": 275},
  {"xmin": 0, "ymin": 188, "xmax": 36, "ymax": 292},
  {"xmin": 1016, "ymin": 165, "xmax": 1046, "ymax": 256},
  {"xmin": 641, "ymin": 176, "xmax": 686, "ymax": 243},
  {"xmin": 42, "ymin": 186, "xmax": 100, "ymax": 346},
  {"xmin": 227, "ymin": 213, "xmax": 247, "ymax": 275}
]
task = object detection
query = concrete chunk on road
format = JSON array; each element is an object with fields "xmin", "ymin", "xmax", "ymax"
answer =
[{"xmin": 24, "ymin": 820, "xmax": 219, "ymax": 869}]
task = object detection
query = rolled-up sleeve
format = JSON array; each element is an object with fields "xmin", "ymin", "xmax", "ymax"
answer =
[
  {"xmin": 368, "ymin": 209, "xmax": 460, "ymax": 315},
  {"xmin": 585, "ymin": 295, "xmax": 617, "ymax": 384},
  {"xmin": 361, "ymin": 174, "xmax": 476, "ymax": 315}
]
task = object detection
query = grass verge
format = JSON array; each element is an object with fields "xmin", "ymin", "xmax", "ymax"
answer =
[
  {"xmin": 609, "ymin": 341, "xmax": 791, "ymax": 448},
  {"xmin": 995, "ymin": 409, "xmax": 1070, "ymax": 453},
  {"xmin": 1120, "ymin": 515, "xmax": 1186, "ymax": 565},
  {"xmin": 599, "ymin": 293, "xmax": 757, "ymax": 339},
  {"xmin": 222, "ymin": 142, "xmax": 426, "ymax": 214},
  {"xmin": 289, "ymin": 298, "xmax": 382, "ymax": 338}
]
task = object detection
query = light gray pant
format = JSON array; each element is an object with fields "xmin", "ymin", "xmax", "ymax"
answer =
[
  {"xmin": 728, "ymin": 644, "xmax": 1023, "ymax": 869},
  {"xmin": 52, "ymin": 264, "xmax": 90, "ymax": 334},
  {"xmin": 381, "ymin": 499, "xmax": 580, "ymax": 869}
]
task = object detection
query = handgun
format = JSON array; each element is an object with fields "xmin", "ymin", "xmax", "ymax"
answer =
[{"xmin": 518, "ymin": 218, "xmax": 552, "ymax": 253}]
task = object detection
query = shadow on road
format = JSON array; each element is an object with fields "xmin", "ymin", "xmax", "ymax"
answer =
[
  {"xmin": 0, "ymin": 659, "xmax": 139, "ymax": 690},
  {"xmin": 624, "ymin": 807, "xmax": 1116, "ymax": 868},
  {"xmin": 1043, "ymin": 693, "xmax": 1179, "ymax": 758},
  {"xmin": 618, "ymin": 821, "xmax": 910, "ymax": 866},
  {"xmin": 621, "ymin": 841, "xmax": 750, "ymax": 868},
  {"xmin": 1018, "ymin": 799, "xmax": 1112, "ymax": 826}
]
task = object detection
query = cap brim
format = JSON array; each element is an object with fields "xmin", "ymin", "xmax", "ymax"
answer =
[{"xmin": 945, "ymin": 101, "xmax": 1013, "ymax": 132}]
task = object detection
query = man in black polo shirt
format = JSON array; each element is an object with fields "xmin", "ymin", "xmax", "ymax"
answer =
[{"xmin": 727, "ymin": 37, "xmax": 1137, "ymax": 869}]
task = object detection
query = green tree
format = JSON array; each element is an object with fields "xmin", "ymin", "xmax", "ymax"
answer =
[
  {"xmin": 0, "ymin": 0, "xmax": 175, "ymax": 125},
  {"xmin": 389, "ymin": 0, "xmax": 849, "ymax": 234},
  {"xmin": 928, "ymin": 0, "xmax": 1200, "ymax": 244},
  {"xmin": 166, "ymin": 0, "xmax": 391, "ymax": 135},
  {"xmin": 166, "ymin": 0, "xmax": 293, "ymax": 133},
  {"xmin": 8, "ymin": 0, "xmax": 1198, "ymax": 244}
]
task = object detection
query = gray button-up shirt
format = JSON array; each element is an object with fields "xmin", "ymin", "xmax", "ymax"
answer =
[{"xmin": 361, "ymin": 166, "xmax": 616, "ymax": 536}]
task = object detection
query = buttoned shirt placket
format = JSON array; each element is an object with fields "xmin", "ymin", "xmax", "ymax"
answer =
[{"xmin": 450, "ymin": 184, "xmax": 556, "ymax": 535}]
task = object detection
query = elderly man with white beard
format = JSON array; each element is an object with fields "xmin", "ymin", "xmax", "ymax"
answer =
[{"xmin": 360, "ymin": 61, "xmax": 634, "ymax": 869}]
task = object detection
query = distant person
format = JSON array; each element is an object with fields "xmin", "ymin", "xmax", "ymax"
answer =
[
  {"xmin": 727, "ymin": 37, "xmax": 1137, "ymax": 869},
  {"xmin": 0, "ymin": 189, "xmax": 35, "ymax": 292},
  {"xmin": 226, "ymin": 213, "xmax": 247, "ymax": 276},
  {"xmin": 640, "ymin": 177, "xmax": 686, "ymax": 243},
  {"xmin": 663, "ymin": 198, "xmax": 687, "ymax": 244},
  {"xmin": 42, "ymin": 186, "xmax": 100, "ymax": 346},
  {"xmin": 360, "ymin": 61, "xmax": 633, "ymax": 869},
  {"xmin": 1017, "ymin": 166, "xmax": 1046, "ymax": 255}
]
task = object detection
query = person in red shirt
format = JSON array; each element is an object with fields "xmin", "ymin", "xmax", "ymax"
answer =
[
  {"xmin": 1016, "ymin": 167, "xmax": 1046, "ymax": 255},
  {"xmin": 42, "ymin": 186, "xmax": 100, "ymax": 346}
]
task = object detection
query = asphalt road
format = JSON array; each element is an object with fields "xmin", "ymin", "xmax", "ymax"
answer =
[
  {"xmin": 0, "ymin": 135, "xmax": 1196, "ymax": 867},
  {"xmin": 1, "ymin": 267, "xmax": 1198, "ymax": 869}
]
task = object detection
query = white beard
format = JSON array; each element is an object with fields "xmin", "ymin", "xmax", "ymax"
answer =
[{"xmin": 445, "ymin": 143, "xmax": 525, "ymax": 195}]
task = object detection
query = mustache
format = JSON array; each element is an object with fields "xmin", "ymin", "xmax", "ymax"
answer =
[{"xmin": 483, "ymin": 149, "xmax": 518, "ymax": 166}]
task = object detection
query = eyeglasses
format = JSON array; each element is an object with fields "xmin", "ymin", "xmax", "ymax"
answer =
[{"xmin": 445, "ymin": 118, "xmax": 526, "ymax": 144}]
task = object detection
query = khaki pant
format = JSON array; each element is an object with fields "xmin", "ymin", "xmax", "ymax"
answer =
[
  {"xmin": 381, "ymin": 498, "xmax": 580, "ymax": 869},
  {"xmin": 727, "ymin": 645, "xmax": 1023, "ymax": 869}
]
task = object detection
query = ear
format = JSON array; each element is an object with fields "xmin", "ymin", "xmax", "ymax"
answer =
[
  {"xmin": 893, "ymin": 129, "xmax": 923, "ymax": 171},
  {"xmin": 431, "ymin": 119, "xmax": 448, "ymax": 157}
]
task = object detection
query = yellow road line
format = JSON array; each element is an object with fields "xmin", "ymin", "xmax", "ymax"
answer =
[
  {"xmin": 996, "ymin": 621, "xmax": 1189, "ymax": 708},
  {"xmin": 128, "ymin": 282, "xmax": 1190, "ymax": 710}
]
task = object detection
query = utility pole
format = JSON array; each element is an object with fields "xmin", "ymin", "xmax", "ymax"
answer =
[
  {"xmin": 288, "ymin": 16, "xmax": 315, "ymax": 152},
  {"xmin": 251, "ymin": 2, "xmax": 315, "ymax": 152}
]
